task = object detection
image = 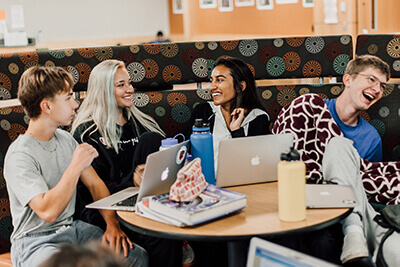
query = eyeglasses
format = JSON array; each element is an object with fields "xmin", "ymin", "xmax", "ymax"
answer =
[{"xmin": 356, "ymin": 73, "xmax": 387, "ymax": 91}]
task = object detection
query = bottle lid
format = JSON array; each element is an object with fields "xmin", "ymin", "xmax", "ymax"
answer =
[
  {"xmin": 192, "ymin": 118, "xmax": 210, "ymax": 132},
  {"xmin": 280, "ymin": 147, "xmax": 301, "ymax": 161},
  {"xmin": 161, "ymin": 138, "xmax": 178, "ymax": 147},
  {"xmin": 194, "ymin": 119, "xmax": 203, "ymax": 127},
  {"xmin": 185, "ymin": 154, "xmax": 193, "ymax": 162}
]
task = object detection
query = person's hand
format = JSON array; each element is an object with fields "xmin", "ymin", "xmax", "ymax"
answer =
[
  {"xmin": 70, "ymin": 143, "xmax": 99, "ymax": 173},
  {"xmin": 229, "ymin": 108, "xmax": 246, "ymax": 131},
  {"xmin": 133, "ymin": 164, "xmax": 145, "ymax": 187},
  {"xmin": 102, "ymin": 223, "xmax": 134, "ymax": 257}
]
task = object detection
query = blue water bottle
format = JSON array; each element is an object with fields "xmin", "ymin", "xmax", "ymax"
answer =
[{"xmin": 190, "ymin": 119, "xmax": 216, "ymax": 185}]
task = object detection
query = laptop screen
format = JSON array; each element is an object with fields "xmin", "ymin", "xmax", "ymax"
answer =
[
  {"xmin": 252, "ymin": 247, "xmax": 312, "ymax": 267},
  {"xmin": 247, "ymin": 237, "xmax": 337, "ymax": 267}
]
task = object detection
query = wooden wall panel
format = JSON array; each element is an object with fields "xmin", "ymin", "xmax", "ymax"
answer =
[{"xmin": 168, "ymin": 0, "xmax": 313, "ymax": 40}]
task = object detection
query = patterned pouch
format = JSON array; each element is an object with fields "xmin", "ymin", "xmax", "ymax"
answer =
[{"xmin": 169, "ymin": 158, "xmax": 208, "ymax": 202}]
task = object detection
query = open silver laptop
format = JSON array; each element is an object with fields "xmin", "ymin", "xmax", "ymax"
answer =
[
  {"xmin": 216, "ymin": 133, "xmax": 294, "ymax": 187},
  {"xmin": 86, "ymin": 140, "xmax": 189, "ymax": 211},
  {"xmin": 246, "ymin": 237, "xmax": 338, "ymax": 267},
  {"xmin": 306, "ymin": 184, "xmax": 358, "ymax": 208}
]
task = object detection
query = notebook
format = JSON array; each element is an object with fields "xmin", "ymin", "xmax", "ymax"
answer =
[
  {"xmin": 246, "ymin": 237, "xmax": 338, "ymax": 267},
  {"xmin": 86, "ymin": 140, "xmax": 189, "ymax": 211},
  {"xmin": 216, "ymin": 133, "xmax": 294, "ymax": 188},
  {"xmin": 306, "ymin": 184, "xmax": 358, "ymax": 209}
]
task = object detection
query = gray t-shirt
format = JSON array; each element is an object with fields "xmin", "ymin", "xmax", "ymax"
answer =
[{"xmin": 4, "ymin": 129, "xmax": 78, "ymax": 242}]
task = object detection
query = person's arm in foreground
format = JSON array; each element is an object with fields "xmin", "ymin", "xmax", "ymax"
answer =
[
  {"xmin": 80, "ymin": 164, "xmax": 134, "ymax": 257},
  {"xmin": 28, "ymin": 143, "xmax": 99, "ymax": 223}
]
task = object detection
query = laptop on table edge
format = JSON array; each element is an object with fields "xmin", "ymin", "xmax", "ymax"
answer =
[
  {"xmin": 86, "ymin": 140, "xmax": 189, "ymax": 212},
  {"xmin": 306, "ymin": 184, "xmax": 357, "ymax": 209}
]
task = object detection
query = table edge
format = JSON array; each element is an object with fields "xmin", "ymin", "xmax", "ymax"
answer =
[{"xmin": 118, "ymin": 208, "xmax": 352, "ymax": 242}]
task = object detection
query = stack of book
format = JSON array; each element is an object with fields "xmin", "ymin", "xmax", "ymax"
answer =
[{"xmin": 136, "ymin": 184, "xmax": 247, "ymax": 227}]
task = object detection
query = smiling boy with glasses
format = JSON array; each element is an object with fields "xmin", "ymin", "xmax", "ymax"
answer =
[
  {"xmin": 321, "ymin": 55, "xmax": 391, "ymax": 263},
  {"xmin": 272, "ymin": 55, "xmax": 396, "ymax": 265},
  {"xmin": 323, "ymin": 55, "xmax": 390, "ymax": 162}
]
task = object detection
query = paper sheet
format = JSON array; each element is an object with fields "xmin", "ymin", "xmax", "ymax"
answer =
[
  {"xmin": 0, "ymin": 10, "xmax": 7, "ymax": 35},
  {"xmin": 324, "ymin": 0, "xmax": 338, "ymax": 24},
  {"xmin": 0, "ymin": 10, "xmax": 6, "ymax": 20},
  {"xmin": 11, "ymin": 5, "xmax": 25, "ymax": 29}
]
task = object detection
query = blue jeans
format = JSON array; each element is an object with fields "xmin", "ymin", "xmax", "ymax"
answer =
[{"xmin": 11, "ymin": 220, "xmax": 148, "ymax": 267}]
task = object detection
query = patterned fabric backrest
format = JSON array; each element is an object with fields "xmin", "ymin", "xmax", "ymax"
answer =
[
  {"xmin": 0, "ymin": 35, "xmax": 352, "ymax": 99},
  {"xmin": 0, "ymin": 105, "xmax": 27, "ymax": 253},
  {"xmin": 356, "ymin": 34, "xmax": 400, "ymax": 78},
  {"xmin": 363, "ymin": 83, "xmax": 400, "ymax": 161},
  {"xmin": 355, "ymin": 34, "xmax": 400, "ymax": 160}
]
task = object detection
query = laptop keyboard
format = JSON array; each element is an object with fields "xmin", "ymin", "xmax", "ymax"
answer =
[{"xmin": 113, "ymin": 194, "xmax": 138, "ymax": 207}]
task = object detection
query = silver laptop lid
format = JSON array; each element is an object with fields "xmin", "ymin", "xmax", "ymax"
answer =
[
  {"xmin": 136, "ymin": 140, "xmax": 189, "ymax": 202},
  {"xmin": 216, "ymin": 133, "xmax": 293, "ymax": 187},
  {"xmin": 85, "ymin": 140, "xmax": 189, "ymax": 211},
  {"xmin": 306, "ymin": 184, "xmax": 357, "ymax": 209}
]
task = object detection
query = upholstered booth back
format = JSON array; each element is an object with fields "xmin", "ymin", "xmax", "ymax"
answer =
[
  {"xmin": 356, "ymin": 34, "xmax": 400, "ymax": 78},
  {"xmin": 0, "ymin": 106, "xmax": 25, "ymax": 254},
  {"xmin": 355, "ymin": 34, "xmax": 400, "ymax": 162},
  {"xmin": 0, "ymin": 35, "xmax": 352, "ymax": 99}
]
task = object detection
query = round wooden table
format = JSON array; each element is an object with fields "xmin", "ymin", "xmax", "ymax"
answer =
[{"xmin": 118, "ymin": 182, "xmax": 351, "ymax": 266}]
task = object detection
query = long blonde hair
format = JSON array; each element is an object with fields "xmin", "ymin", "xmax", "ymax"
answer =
[{"xmin": 71, "ymin": 60, "xmax": 165, "ymax": 153}]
